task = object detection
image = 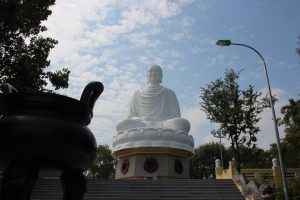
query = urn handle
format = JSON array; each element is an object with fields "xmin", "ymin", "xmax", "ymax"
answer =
[
  {"xmin": 80, "ymin": 81, "xmax": 104, "ymax": 111},
  {"xmin": 0, "ymin": 83, "xmax": 18, "ymax": 116},
  {"xmin": 0, "ymin": 83, "xmax": 18, "ymax": 94}
]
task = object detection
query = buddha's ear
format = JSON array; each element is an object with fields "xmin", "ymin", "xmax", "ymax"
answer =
[
  {"xmin": 154, "ymin": 64, "xmax": 163, "ymax": 83},
  {"xmin": 159, "ymin": 73, "xmax": 163, "ymax": 83}
]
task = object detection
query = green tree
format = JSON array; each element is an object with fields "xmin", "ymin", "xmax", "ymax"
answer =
[
  {"xmin": 278, "ymin": 98, "xmax": 300, "ymax": 167},
  {"xmin": 267, "ymin": 142, "xmax": 299, "ymax": 168},
  {"xmin": 274, "ymin": 177, "xmax": 300, "ymax": 200},
  {"xmin": 200, "ymin": 69, "xmax": 267, "ymax": 171},
  {"xmin": 0, "ymin": 0, "xmax": 69, "ymax": 92},
  {"xmin": 190, "ymin": 142, "xmax": 229, "ymax": 179},
  {"xmin": 227, "ymin": 145, "xmax": 270, "ymax": 168},
  {"xmin": 88, "ymin": 145, "xmax": 116, "ymax": 179},
  {"xmin": 280, "ymin": 98, "xmax": 300, "ymax": 151}
]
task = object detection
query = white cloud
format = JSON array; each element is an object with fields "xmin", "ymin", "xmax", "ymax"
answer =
[
  {"xmin": 41, "ymin": 0, "xmax": 241, "ymax": 149},
  {"xmin": 142, "ymin": 0, "xmax": 183, "ymax": 18},
  {"xmin": 128, "ymin": 32, "xmax": 161, "ymax": 48},
  {"xmin": 182, "ymin": 106, "xmax": 206, "ymax": 132},
  {"xmin": 199, "ymin": 37, "xmax": 215, "ymax": 45},
  {"xmin": 191, "ymin": 47, "xmax": 200, "ymax": 54},
  {"xmin": 104, "ymin": 65, "xmax": 120, "ymax": 76},
  {"xmin": 26, "ymin": 0, "xmax": 295, "ymax": 154},
  {"xmin": 256, "ymin": 87, "xmax": 287, "ymax": 149},
  {"xmin": 121, "ymin": 8, "xmax": 156, "ymax": 27},
  {"xmin": 165, "ymin": 64, "xmax": 175, "ymax": 70},
  {"xmin": 178, "ymin": 16, "xmax": 193, "ymax": 28},
  {"xmin": 163, "ymin": 50, "xmax": 183, "ymax": 58},
  {"xmin": 202, "ymin": 133, "xmax": 231, "ymax": 148},
  {"xmin": 43, "ymin": 0, "xmax": 193, "ymax": 69},
  {"xmin": 169, "ymin": 32, "xmax": 186, "ymax": 41},
  {"xmin": 181, "ymin": 105, "xmax": 213, "ymax": 147},
  {"xmin": 223, "ymin": 25, "xmax": 244, "ymax": 32},
  {"xmin": 182, "ymin": 87, "xmax": 289, "ymax": 150},
  {"xmin": 249, "ymin": 33, "xmax": 256, "ymax": 38},
  {"xmin": 230, "ymin": 25, "xmax": 244, "ymax": 32},
  {"xmin": 182, "ymin": 102, "xmax": 233, "ymax": 149}
]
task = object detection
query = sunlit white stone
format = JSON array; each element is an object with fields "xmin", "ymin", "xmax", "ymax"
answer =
[{"xmin": 113, "ymin": 64, "xmax": 194, "ymax": 154}]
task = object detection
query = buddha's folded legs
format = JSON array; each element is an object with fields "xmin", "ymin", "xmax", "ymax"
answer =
[
  {"xmin": 116, "ymin": 118, "xmax": 146, "ymax": 132},
  {"xmin": 163, "ymin": 118, "xmax": 191, "ymax": 133},
  {"xmin": 116, "ymin": 117, "xmax": 191, "ymax": 133}
]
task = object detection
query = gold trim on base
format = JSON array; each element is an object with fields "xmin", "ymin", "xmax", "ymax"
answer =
[
  {"xmin": 117, "ymin": 176, "xmax": 186, "ymax": 180},
  {"xmin": 115, "ymin": 147, "xmax": 191, "ymax": 158}
]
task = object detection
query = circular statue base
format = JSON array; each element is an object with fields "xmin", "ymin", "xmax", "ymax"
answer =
[
  {"xmin": 112, "ymin": 128, "xmax": 194, "ymax": 179},
  {"xmin": 115, "ymin": 148, "xmax": 190, "ymax": 179}
]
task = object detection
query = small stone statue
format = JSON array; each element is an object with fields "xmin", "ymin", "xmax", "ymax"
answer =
[{"xmin": 116, "ymin": 64, "xmax": 190, "ymax": 133}]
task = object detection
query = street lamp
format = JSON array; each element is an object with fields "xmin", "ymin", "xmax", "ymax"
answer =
[
  {"xmin": 216, "ymin": 40, "xmax": 289, "ymax": 200},
  {"xmin": 212, "ymin": 129, "xmax": 226, "ymax": 168}
]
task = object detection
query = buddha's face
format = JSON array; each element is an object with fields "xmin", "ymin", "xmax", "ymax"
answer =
[{"xmin": 147, "ymin": 65, "xmax": 162, "ymax": 84}]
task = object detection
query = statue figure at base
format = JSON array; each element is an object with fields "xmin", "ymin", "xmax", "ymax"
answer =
[{"xmin": 116, "ymin": 64, "xmax": 190, "ymax": 133}]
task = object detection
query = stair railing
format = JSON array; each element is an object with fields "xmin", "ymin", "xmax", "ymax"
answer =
[
  {"xmin": 233, "ymin": 167, "xmax": 262, "ymax": 200},
  {"xmin": 215, "ymin": 159, "xmax": 262, "ymax": 200}
]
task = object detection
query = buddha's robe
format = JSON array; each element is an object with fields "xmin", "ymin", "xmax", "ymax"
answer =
[
  {"xmin": 128, "ymin": 85, "xmax": 180, "ymax": 122},
  {"xmin": 116, "ymin": 85, "xmax": 190, "ymax": 133}
]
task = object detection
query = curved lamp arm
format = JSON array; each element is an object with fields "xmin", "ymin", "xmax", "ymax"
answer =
[{"xmin": 216, "ymin": 40, "xmax": 289, "ymax": 200}]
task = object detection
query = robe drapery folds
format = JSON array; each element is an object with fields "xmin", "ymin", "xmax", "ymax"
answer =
[{"xmin": 128, "ymin": 85, "xmax": 181, "ymax": 122}]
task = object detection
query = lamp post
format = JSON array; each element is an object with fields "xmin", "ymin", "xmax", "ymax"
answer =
[
  {"xmin": 212, "ymin": 130, "xmax": 226, "ymax": 168},
  {"xmin": 216, "ymin": 40, "xmax": 289, "ymax": 200}
]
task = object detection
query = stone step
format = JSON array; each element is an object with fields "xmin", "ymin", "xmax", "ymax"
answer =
[
  {"xmin": 1, "ymin": 177, "xmax": 245, "ymax": 200},
  {"xmin": 31, "ymin": 178, "xmax": 244, "ymax": 200}
]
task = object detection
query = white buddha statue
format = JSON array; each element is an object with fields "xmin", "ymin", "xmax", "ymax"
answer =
[{"xmin": 116, "ymin": 64, "xmax": 190, "ymax": 133}]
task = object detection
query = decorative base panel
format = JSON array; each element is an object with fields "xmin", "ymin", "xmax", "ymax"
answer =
[{"xmin": 115, "ymin": 153, "xmax": 190, "ymax": 179}]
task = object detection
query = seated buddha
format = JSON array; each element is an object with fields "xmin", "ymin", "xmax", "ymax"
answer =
[{"xmin": 116, "ymin": 64, "xmax": 190, "ymax": 133}]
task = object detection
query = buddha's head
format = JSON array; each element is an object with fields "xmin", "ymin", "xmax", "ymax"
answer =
[{"xmin": 147, "ymin": 64, "xmax": 163, "ymax": 84}]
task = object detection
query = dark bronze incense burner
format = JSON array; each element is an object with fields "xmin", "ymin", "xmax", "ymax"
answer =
[{"xmin": 0, "ymin": 81, "xmax": 104, "ymax": 200}]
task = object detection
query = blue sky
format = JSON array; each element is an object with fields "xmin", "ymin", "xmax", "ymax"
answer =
[{"xmin": 43, "ymin": 0, "xmax": 300, "ymax": 149}]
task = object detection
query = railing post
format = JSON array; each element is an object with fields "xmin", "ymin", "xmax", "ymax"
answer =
[
  {"xmin": 215, "ymin": 159, "xmax": 222, "ymax": 179},
  {"xmin": 272, "ymin": 158, "xmax": 282, "ymax": 188},
  {"xmin": 215, "ymin": 159, "xmax": 235, "ymax": 179},
  {"xmin": 228, "ymin": 160, "xmax": 234, "ymax": 179}
]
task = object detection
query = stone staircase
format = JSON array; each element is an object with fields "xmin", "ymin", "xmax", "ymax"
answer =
[{"xmin": 27, "ymin": 178, "xmax": 245, "ymax": 200}]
